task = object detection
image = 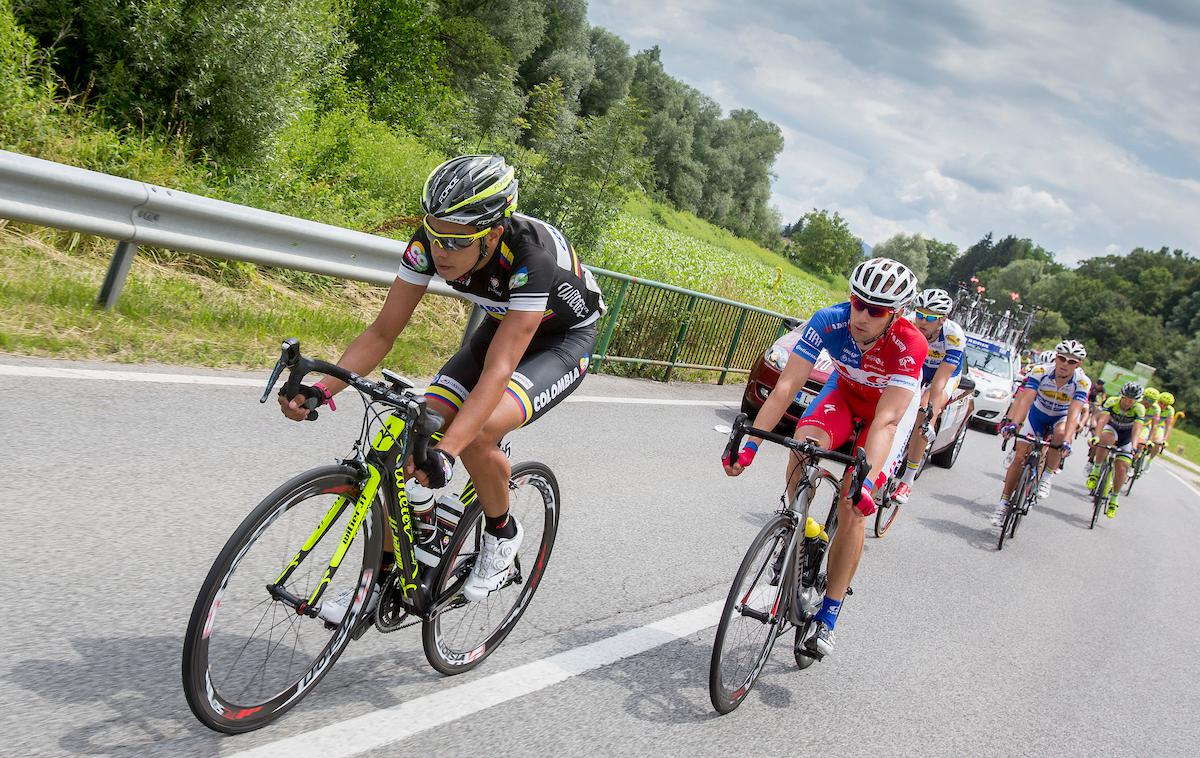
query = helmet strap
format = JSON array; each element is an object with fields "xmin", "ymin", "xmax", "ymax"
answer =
[{"xmin": 858, "ymin": 313, "xmax": 895, "ymax": 349}]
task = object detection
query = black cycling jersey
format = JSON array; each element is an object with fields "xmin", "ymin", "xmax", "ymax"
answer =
[{"xmin": 397, "ymin": 213, "xmax": 605, "ymax": 334}]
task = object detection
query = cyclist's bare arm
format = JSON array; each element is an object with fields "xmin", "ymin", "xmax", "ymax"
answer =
[
  {"xmin": 749, "ymin": 352, "xmax": 815, "ymax": 445},
  {"xmin": 1064, "ymin": 399, "xmax": 1085, "ymax": 438},
  {"xmin": 927, "ymin": 361, "xmax": 955, "ymax": 418},
  {"xmin": 1132, "ymin": 420, "xmax": 1144, "ymax": 449},
  {"xmin": 1093, "ymin": 411, "xmax": 1110, "ymax": 434},
  {"xmin": 436, "ymin": 309, "xmax": 540, "ymax": 456},
  {"xmin": 1006, "ymin": 387, "xmax": 1036, "ymax": 426},
  {"xmin": 279, "ymin": 278, "xmax": 425, "ymax": 419},
  {"xmin": 862, "ymin": 386, "xmax": 913, "ymax": 485}
]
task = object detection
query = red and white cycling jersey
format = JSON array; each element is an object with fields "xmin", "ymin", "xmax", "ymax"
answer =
[{"xmin": 791, "ymin": 301, "xmax": 929, "ymax": 407}]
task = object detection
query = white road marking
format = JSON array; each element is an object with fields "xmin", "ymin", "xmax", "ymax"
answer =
[
  {"xmin": 1164, "ymin": 469, "xmax": 1200, "ymax": 499},
  {"xmin": 0, "ymin": 364, "xmax": 735, "ymax": 407},
  {"xmin": 229, "ymin": 599, "xmax": 725, "ymax": 758},
  {"xmin": 0, "ymin": 363, "xmax": 263, "ymax": 386}
]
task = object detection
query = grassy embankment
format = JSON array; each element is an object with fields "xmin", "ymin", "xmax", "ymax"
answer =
[{"xmin": 0, "ymin": 5, "xmax": 841, "ymax": 379}]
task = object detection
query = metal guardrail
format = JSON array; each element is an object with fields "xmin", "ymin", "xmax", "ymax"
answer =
[
  {"xmin": 589, "ymin": 267, "xmax": 792, "ymax": 383},
  {"xmin": 0, "ymin": 149, "xmax": 794, "ymax": 381}
]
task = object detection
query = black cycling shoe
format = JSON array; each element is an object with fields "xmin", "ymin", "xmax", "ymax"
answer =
[{"xmin": 804, "ymin": 619, "xmax": 835, "ymax": 660}]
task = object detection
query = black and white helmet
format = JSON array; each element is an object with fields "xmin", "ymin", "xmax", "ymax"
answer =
[
  {"xmin": 1037, "ymin": 350, "xmax": 1056, "ymax": 364},
  {"xmin": 849, "ymin": 257, "xmax": 918, "ymax": 308},
  {"xmin": 1121, "ymin": 381, "xmax": 1143, "ymax": 399},
  {"xmin": 914, "ymin": 288, "xmax": 954, "ymax": 315},
  {"xmin": 1055, "ymin": 339, "xmax": 1087, "ymax": 360},
  {"xmin": 421, "ymin": 154, "xmax": 518, "ymax": 228}
]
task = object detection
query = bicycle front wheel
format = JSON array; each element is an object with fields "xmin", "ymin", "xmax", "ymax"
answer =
[
  {"xmin": 873, "ymin": 486, "xmax": 901, "ymax": 538},
  {"xmin": 710, "ymin": 513, "xmax": 793, "ymax": 714},
  {"xmin": 422, "ymin": 461, "xmax": 559, "ymax": 675},
  {"xmin": 1090, "ymin": 463, "xmax": 1108, "ymax": 529},
  {"xmin": 182, "ymin": 465, "xmax": 382, "ymax": 733}
]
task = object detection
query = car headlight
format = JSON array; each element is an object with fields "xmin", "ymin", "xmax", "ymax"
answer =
[
  {"xmin": 985, "ymin": 389, "xmax": 1008, "ymax": 400},
  {"xmin": 766, "ymin": 346, "xmax": 789, "ymax": 371}
]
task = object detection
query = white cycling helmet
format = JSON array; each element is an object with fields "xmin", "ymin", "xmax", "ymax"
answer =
[
  {"xmin": 1037, "ymin": 350, "xmax": 1056, "ymax": 364},
  {"xmin": 849, "ymin": 257, "xmax": 918, "ymax": 308},
  {"xmin": 914, "ymin": 288, "xmax": 954, "ymax": 315},
  {"xmin": 1055, "ymin": 339, "xmax": 1087, "ymax": 360}
]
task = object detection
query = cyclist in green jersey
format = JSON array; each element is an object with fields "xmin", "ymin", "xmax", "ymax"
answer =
[
  {"xmin": 1151, "ymin": 391, "xmax": 1176, "ymax": 462},
  {"xmin": 1086, "ymin": 382, "xmax": 1146, "ymax": 518}
]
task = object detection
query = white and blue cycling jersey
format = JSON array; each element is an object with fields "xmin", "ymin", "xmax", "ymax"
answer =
[
  {"xmin": 1021, "ymin": 363, "xmax": 1091, "ymax": 417},
  {"xmin": 918, "ymin": 317, "xmax": 965, "ymax": 385}
]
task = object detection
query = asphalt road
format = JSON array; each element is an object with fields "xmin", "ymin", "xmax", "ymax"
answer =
[{"xmin": 2, "ymin": 356, "xmax": 1198, "ymax": 757}]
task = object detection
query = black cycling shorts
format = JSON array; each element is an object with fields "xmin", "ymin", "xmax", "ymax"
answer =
[
  {"xmin": 425, "ymin": 319, "xmax": 597, "ymax": 428},
  {"xmin": 1103, "ymin": 424, "xmax": 1135, "ymax": 457}
]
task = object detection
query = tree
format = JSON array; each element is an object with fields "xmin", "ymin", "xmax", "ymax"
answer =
[
  {"xmin": 523, "ymin": 97, "xmax": 650, "ymax": 250},
  {"xmin": 787, "ymin": 209, "xmax": 862, "ymax": 277},
  {"xmin": 15, "ymin": 0, "xmax": 350, "ymax": 162},
  {"xmin": 580, "ymin": 26, "xmax": 633, "ymax": 116},
  {"xmin": 872, "ymin": 233, "xmax": 928, "ymax": 281},
  {"xmin": 1165, "ymin": 335, "xmax": 1200, "ymax": 413},
  {"xmin": 345, "ymin": 0, "xmax": 450, "ymax": 135},
  {"xmin": 924, "ymin": 238, "xmax": 959, "ymax": 288},
  {"xmin": 984, "ymin": 259, "xmax": 1046, "ymax": 301}
]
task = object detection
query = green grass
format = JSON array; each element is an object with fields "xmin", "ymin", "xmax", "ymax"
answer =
[
  {"xmin": 1167, "ymin": 425, "xmax": 1200, "ymax": 468},
  {"xmin": 0, "ymin": 225, "xmax": 466, "ymax": 375},
  {"xmin": 620, "ymin": 195, "xmax": 842, "ymax": 311},
  {"xmin": 590, "ymin": 204, "xmax": 842, "ymax": 318}
]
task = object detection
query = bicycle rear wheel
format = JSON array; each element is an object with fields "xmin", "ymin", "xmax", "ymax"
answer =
[
  {"xmin": 422, "ymin": 461, "xmax": 559, "ymax": 675},
  {"xmin": 182, "ymin": 465, "xmax": 381, "ymax": 733},
  {"xmin": 710, "ymin": 513, "xmax": 793, "ymax": 714}
]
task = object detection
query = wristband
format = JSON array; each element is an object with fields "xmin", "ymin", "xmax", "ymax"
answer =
[{"xmin": 313, "ymin": 382, "xmax": 336, "ymax": 411}]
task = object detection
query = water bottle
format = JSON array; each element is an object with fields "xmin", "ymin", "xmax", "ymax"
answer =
[{"xmin": 408, "ymin": 481, "xmax": 437, "ymax": 551}]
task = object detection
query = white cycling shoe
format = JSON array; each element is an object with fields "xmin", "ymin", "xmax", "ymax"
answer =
[
  {"xmin": 463, "ymin": 517, "xmax": 524, "ymax": 602},
  {"xmin": 318, "ymin": 582, "xmax": 379, "ymax": 626},
  {"xmin": 991, "ymin": 499, "xmax": 1009, "ymax": 527},
  {"xmin": 1037, "ymin": 475, "xmax": 1053, "ymax": 500}
]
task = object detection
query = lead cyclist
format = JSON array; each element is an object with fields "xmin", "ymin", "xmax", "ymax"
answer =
[{"xmin": 277, "ymin": 154, "xmax": 604, "ymax": 621}]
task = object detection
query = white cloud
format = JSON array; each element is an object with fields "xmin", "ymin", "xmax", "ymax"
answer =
[{"xmin": 586, "ymin": 0, "xmax": 1200, "ymax": 262}]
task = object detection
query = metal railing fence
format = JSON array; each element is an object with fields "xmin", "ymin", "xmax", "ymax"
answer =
[{"xmin": 1, "ymin": 149, "xmax": 796, "ymax": 381}]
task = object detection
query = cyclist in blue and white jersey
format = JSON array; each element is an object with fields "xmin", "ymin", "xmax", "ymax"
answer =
[
  {"xmin": 993, "ymin": 339, "xmax": 1091, "ymax": 524},
  {"xmin": 893, "ymin": 288, "xmax": 964, "ymax": 504}
]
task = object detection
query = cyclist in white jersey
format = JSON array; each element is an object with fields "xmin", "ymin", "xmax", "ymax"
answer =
[
  {"xmin": 894, "ymin": 289, "xmax": 964, "ymax": 504},
  {"xmin": 993, "ymin": 339, "xmax": 1090, "ymax": 524}
]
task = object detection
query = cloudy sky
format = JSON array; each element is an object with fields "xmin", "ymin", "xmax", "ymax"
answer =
[{"xmin": 586, "ymin": 0, "xmax": 1200, "ymax": 264}]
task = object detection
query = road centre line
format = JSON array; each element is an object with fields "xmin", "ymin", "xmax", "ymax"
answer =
[
  {"xmin": 0, "ymin": 364, "xmax": 734, "ymax": 407},
  {"xmin": 229, "ymin": 599, "xmax": 725, "ymax": 758}
]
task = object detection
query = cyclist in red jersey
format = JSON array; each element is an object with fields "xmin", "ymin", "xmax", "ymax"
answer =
[{"xmin": 724, "ymin": 258, "xmax": 926, "ymax": 659}]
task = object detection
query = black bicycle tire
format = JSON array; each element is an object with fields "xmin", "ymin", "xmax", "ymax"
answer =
[
  {"xmin": 1090, "ymin": 460, "xmax": 1109, "ymax": 529},
  {"xmin": 873, "ymin": 496, "xmax": 902, "ymax": 538},
  {"xmin": 710, "ymin": 513, "xmax": 793, "ymax": 714},
  {"xmin": 422, "ymin": 461, "xmax": 560, "ymax": 676},
  {"xmin": 999, "ymin": 466, "xmax": 1029, "ymax": 550},
  {"xmin": 182, "ymin": 465, "xmax": 380, "ymax": 733},
  {"xmin": 794, "ymin": 477, "xmax": 841, "ymax": 670}
]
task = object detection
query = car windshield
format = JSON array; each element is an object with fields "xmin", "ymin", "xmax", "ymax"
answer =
[{"xmin": 965, "ymin": 344, "xmax": 1013, "ymax": 381}]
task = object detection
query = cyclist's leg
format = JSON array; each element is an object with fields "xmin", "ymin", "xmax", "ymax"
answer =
[
  {"xmin": 820, "ymin": 391, "xmax": 883, "ymax": 600},
  {"xmin": 787, "ymin": 378, "xmax": 846, "ymax": 501},
  {"xmin": 1110, "ymin": 429, "xmax": 1133, "ymax": 493},
  {"xmin": 897, "ymin": 385, "xmax": 932, "ymax": 489},
  {"xmin": 1045, "ymin": 419, "xmax": 1069, "ymax": 472}
]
